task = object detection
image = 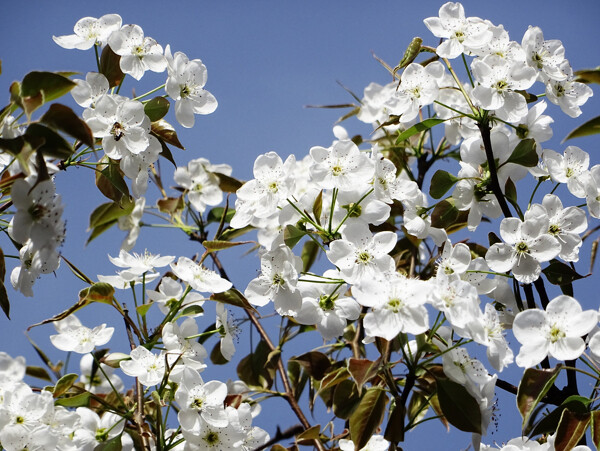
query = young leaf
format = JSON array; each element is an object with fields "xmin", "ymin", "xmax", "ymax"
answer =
[
  {"xmin": 52, "ymin": 373, "xmax": 79, "ymax": 398},
  {"xmin": 505, "ymin": 138, "xmax": 538, "ymax": 167},
  {"xmin": 332, "ymin": 379, "xmax": 360, "ymax": 419},
  {"xmin": 395, "ymin": 118, "xmax": 445, "ymax": 143},
  {"xmin": 25, "ymin": 365, "xmax": 52, "ymax": 382},
  {"xmin": 157, "ymin": 196, "xmax": 184, "ymax": 215},
  {"xmin": 216, "ymin": 172, "xmax": 244, "ymax": 193},
  {"xmin": 563, "ymin": 115, "xmax": 600, "ymax": 142},
  {"xmin": 144, "ymin": 96, "xmax": 170, "ymax": 122},
  {"xmin": 349, "ymin": 387, "xmax": 389, "ymax": 450},
  {"xmin": 300, "ymin": 239, "xmax": 320, "ymax": 273},
  {"xmin": 19, "ymin": 71, "xmax": 76, "ymax": 116},
  {"xmin": 151, "ymin": 120, "xmax": 184, "ymax": 149},
  {"xmin": 431, "ymin": 198, "xmax": 459, "ymax": 229},
  {"xmin": 54, "ymin": 391, "xmax": 91, "ymax": 408},
  {"xmin": 203, "ymin": 240, "xmax": 253, "ymax": 251},
  {"xmin": 210, "ymin": 288, "xmax": 258, "ymax": 313},
  {"xmin": 89, "ymin": 201, "xmax": 134, "ymax": 230},
  {"xmin": 24, "ymin": 123, "xmax": 74, "ymax": 159},
  {"xmin": 95, "ymin": 157, "xmax": 131, "ymax": 203},
  {"xmin": 429, "ymin": 170, "xmax": 458, "ymax": 199},
  {"xmin": 517, "ymin": 366, "xmax": 562, "ymax": 427},
  {"xmin": 291, "ymin": 351, "xmax": 331, "ymax": 381},
  {"xmin": 542, "ymin": 260, "xmax": 586, "ymax": 286},
  {"xmin": 40, "ymin": 103, "xmax": 94, "ymax": 148},
  {"xmin": 435, "ymin": 376, "xmax": 482, "ymax": 434},
  {"xmin": 592, "ymin": 410, "xmax": 600, "ymax": 450},
  {"xmin": 553, "ymin": 409, "xmax": 591, "ymax": 451},
  {"xmin": 348, "ymin": 358, "xmax": 380, "ymax": 396},
  {"xmin": 284, "ymin": 224, "xmax": 306, "ymax": 249},
  {"xmin": 100, "ymin": 45, "xmax": 124, "ymax": 88}
]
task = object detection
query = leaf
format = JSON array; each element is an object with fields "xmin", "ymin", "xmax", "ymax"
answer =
[
  {"xmin": 0, "ymin": 280, "xmax": 8, "ymax": 319},
  {"xmin": 542, "ymin": 260, "xmax": 586, "ymax": 286},
  {"xmin": 284, "ymin": 224, "xmax": 306, "ymax": 249},
  {"xmin": 435, "ymin": 376, "xmax": 482, "ymax": 434},
  {"xmin": 210, "ymin": 288, "xmax": 258, "ymax": 313},
  {"xmin": 429, "ymin": 170, "xmax": 458, "ymax": 199},
  {"xmin": 203, "ymin": 240, "xmax": 253, "ymax": 252},
  {"xmin": 157, "ymin": 196, "xmax": 184, "ymax": 215},
  {"xmin": 178, "ymin": 304, "xmax": 204, "ymax": 317},
  {"xmin": 553, "ymin": 409, "xmax": 590, "ymax": 451},
  {"xmin": 236, "ymin": 340, "xmax": 276, "ymax": 389},
  {"xmin": 216, "ymin": 172, "xmax": 244, "ymax": 193},
  {"xmin": 430, "ymin": 198, "xmax": 459, "ymax": 229},
  {"xmin": 209, "ymin": 341, "xmax": 229, "ymax": 365},
  {"xmin": 55, "ymin": 391, "xmax": 91, "ymax": 408},
  {"xmin": 348, "ymin": 358, "xmax": 380, "ymax": 396},
  {"xmin": 385, "ymin": 403, "xmax": 406, "ymax": 444},
  {"xmin": 95, "ymin": 157, "xmax": 131, "ymax": 203},
  {"xmin": 527, "ymin": 396, "xmax": 591, "ymax": 437},
  {"xmin": 505, "ymin": 138, "xmax": 538, "ymax": 167},
  {"xmin": 296, "ymin": 425, "xmax": 321, "ymax": 445},
  {"xmin": 136, "ymin": 303, "xmax": 153, "ymax": 318},
  {"xmin": 144, "ymin": 96, "xmax": 170, "ymax": 122},
  {"xmin": 395, "ymin": 118, "xmax": 445, "ymax": 143},
  {"xmin": 318, "ymin": 367, "xmax": 350, "ymax": 393},
  {"xmin": 78, "ymin": 283, "xmax": 115, "ymax": 305},
  {"xmin": 332, "ymin": 379, "xmax": 360, "ymax": 419},
  {"xmin": 19, "ymin": 71, "xmax": 76, "ymax": 116},
  {"xmin": 93, "ymin": 434, "xmax": 123, "ymax": 451},
  {"xmin": 564, "ymin": 115, "xmax": 600, "ymax": 142},
  {"xmin": 575, "ymin": 67, "xmax": 600, "ymax": 84},
  {"xmin": 517, "ymin": 366, "xmax": 562, "ymax": 427},
  {"xmin": 52, "ymin": 373, "xmax": 79, "ymax": 398},
  {"xmin": 206, "ymin": 207, "xmax": 235, "ymax": 224},
  {"xmin": 300, "ymin": 240, "xmax": 319, "ymax": 273},
  {"xmin": 394, "ymin": 37, "xmax": 423, "ymax": 75},
  {"xmin": 312, "ymin": 190, "xmax": 323, "ymax": 224},
  {"xmin": 26, "ymin": 365, "xmax": 52, "ymax": 382},
  {"xmin": 40, "ymin": 103, "xmax": 94, "ymax": 148},
  {"xmin": 24, "ymin": 123, "xmax": 74, "ymax": 159},
  {"xmin": 349, "ymin": 387, "xmax": 389, "ymax": 450},
  {"xmin": 100, "ymin": 45, "xmax": 124, "ymax": 88},
  {"xmin": 87, "ymin": 220, "xmax": 118, "ymax": 245},
  {"xmin": 151, "ymin": 120, "xmax": 184, "ymax": 149},
  {"xmin": 291, "ymin": 351, "xmax": 331, "ymax": 381},
  {"xmin": 89, "ymin": 201, "xmax": 134, "ymax": 230},
  {"xmin": 157, "ymin": 137, "xmax": 176, "ymax": 167},
  {"xmin": 591, "ymin": 410, "xmax": 600, "ymax": 450}
]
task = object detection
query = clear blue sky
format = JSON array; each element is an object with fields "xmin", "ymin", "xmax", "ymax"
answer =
[{"xmin": 1, "ymin": 1, "xmax": 599, "ymax": 448}]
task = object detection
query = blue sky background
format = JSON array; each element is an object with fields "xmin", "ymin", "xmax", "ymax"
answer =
[{"xmin": 1, "ymin": 1, "xmax": 600, "ymax": 448}]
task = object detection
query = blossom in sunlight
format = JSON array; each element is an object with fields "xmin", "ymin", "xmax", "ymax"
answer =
[
  {"xmin": 71, "ymin": 72, "xmax": 110, "ymax": 109},
  {"xmin": 216, "ymin": 303, "xmax": 238, "ymax": 361},
  {"xmin": 543, "ymin": 146, "xmax": 590, "ymax": 198},
  {"xmin": 108, "ymin": 24, "xmax": 167, "ymax": 80},
  {"xmin": 170, "ymin": 256, "xmax": 232, "ymax": 294},
  {"xmin": 78, "ymin": 354, "xmax": 124, "ymax": 395},
  {"xmin": 120, "ymin": 346, "xmax": 166, "ymax": 387},
  {"xmin": 118, "ymin": 197, "xmax": 146, "ymax": 251},
  {"xmin": 513, "ymin": 295, "xmax": 598, "ymax": 368},
  {"xmin": 108, "ymin": 249, "xmax": 174, "ymax": 279},
  {"xmin": 53, "ymin": 14, "xmax": 122, "ymax": 50},
  {"xmin": 176, "ymin": 367, "xmax": 229, "ymax": 429},
  {"xmin": 165, "ymin": 47, "xmax": 218, "ymax": 128},
  {"xmin": 174, "ymin": 158, "xmax": 223, "ymax": 213},
  {"xmin": 50, "ymin": 315, "xmax": 114, "ymax": 354}
]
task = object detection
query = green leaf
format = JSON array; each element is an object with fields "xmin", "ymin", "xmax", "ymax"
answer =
[
  {"xmin": 78, "ymin": 283, "xmax": 115, "ymax": 305},
  {"xmin": 349, "ymin": 387, "xmax": 389, "ymax": 450},
  {"xmin": 504, "ymin": 178, "xmax": 518, "ymax": 205},
  {"xmin": 296, "ymin": 425, "xmax": 322, "ymax": 446},
  {"xmin": 54, "ymin": 391, "xmax": 91, "ymax": 408},
  {"xmin": 527, "ymin": 396, "xmax": 591, "ymax": 437},
  {"xmin": 136, "ymin": 303, "xmax": 153, "ymax": 318},
  {"xmin": 312, "ymin": 190, "xmax": 323, "ymax": 225},
  {"xmin": 236, "ymin": 340, "xmax": 276, "ymax": 389},
  {"xmin": 87, "ymin": 220, "xmax": 118, "ymax": 245},
  {"xmin": 517, "ymin": 366, "xmax": 562, "ymax": 427},
  {"xmin": 151, "ymin": 120, "xmax": 184, "ymax": 149},
  {"xmin": 430, "ymin": 198, "xmax": 459, "ymax": 229},
  {"xmin": 505, "ymin": 138, "xmax": 538, "ymax": 167},
  {"xmin": 210, "ymin": 288, "xmax": 258, "ymax": 313},
  {"xmin": 52, "ymin": 373, "xmax": 79, "ymax": 398},
  {"xmin": 178, "ymin": 304, "xmax": 204, "ymax": 317},
  {"xmin": 542, "ymin": 260, "xmax": 586, "ymax": 286},
  {"xmin": 89, "ymin": 201, "xmax": 134, "ymax": 230},
  {"xmin": 553, "ymin": 409, "xmax": 591, "ymax": 451},
  {"xmin": 157, "ymin": 136, "xmax": 177, "ymax": 167},
  {"xmin": 429, "ymin": 170, "xmax": 458, "ymax": 199},
  {"xmin": 564, "ymin": 115, "xmax": 600, "ymax": 142},
  {"xmin": 435, "ymin": 376, "xmax": 482, "ymax": 434},
  {"xmin": 19, "ymin": 71, "xmax": 76, "ymax": 116},
  {"xmin": 575, "ymin": 67, "xmax": 600, "ymax": 84},
  {"xmin": 396, "ymin": 118, "xmax": 445, "ymax": 143},
  {"xmin": 93, "ymin": 434, "xmax": 123, "ymax": 451},
  {"xmin": 24, "ymin": 123, "xmax": 74, "ymax": 159},
  {"xmin": 144, "ymin": 96, "xmax": 170, "ymax": 122},
  {"xmin": 206, "ymin": 207, "xmax": 235, "ymax": 224},
  {"xmin": 332, "ymin": 379, "xmax": 360, "ymax": 419},
  {"xmin": 283, "ymin": 224, "xmax": 306, "ymax": 249},
  {"xmin": 26, "ymin": 365, "xmax": 52, "ymax": 382},
  {"xmin": 291, "ymin": 351, "xmax": 331, "ymax": 381},
  {"xmin": 203, "ymin": 240, "xmax": 253, "ymax": 252},
  {"xmin": 394, "ymin": 37, "xmax": 423, "ymax": 75},
  {"xmin": 317, "ymin": 367, "xmax": 350, "ymax": 394},
  {"xmin": 209, "ymin": 341, "xmax": 229, "ymax": 365},
  {"xmin": 385, "ymin": 403, "xmax": 406, "ymax": 444},
  {"xmin": 95, "ymin": 157, "xmax": 131, "ymax": 203},
  {"xmin": 100, "ymin": 46, "xmax": 124, "ymax": 88},
  {"xmin": 300, "ymin": 239, "xmax": 320, "ymax": 273},
  {"xmin": 40, "ymin": 103, "xmax": 94, "ymax": 148}
]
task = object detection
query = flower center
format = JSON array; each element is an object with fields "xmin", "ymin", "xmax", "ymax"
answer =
[
  {"xmin": 355, "ymin": 251, "xmax": 373, "ymax": 265},
  {"xmin": 318, "ymin": 294, "xmax": 336, "ymax": 311},
  {"xmin": 203, "ymin": 431, "xmax": 220, "ymax": 445},
  {"xmin": 548, "ymin": 324, "xmax": 566, "ymax": 343},
  {"xmin": 515, "ymin": 241, "xmax": 529, "ymax": 255},
  {"xmin": 387, "ymin": 297, "xmax": 404, "ymax": 313},
  {"xmin": 548, "ymin": 224, "xmax": 561, "ymax": 236},
  {"xmin": 191, "ymin": 397, "xmax": 204, "ymax": 410},
  {"xmin": 331, "ymin": 164, "xmax": 343, "ymax": 176}
]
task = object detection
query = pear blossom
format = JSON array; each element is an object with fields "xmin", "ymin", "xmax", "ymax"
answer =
[
  {"xmin": 423, "ymin": 2, "xmax": 493, "ymax": 59},
  {"xmin": 49, "ymin": 315, "xmax": 114, "ymax": 354},
  {"xmin": 326, "ymin": 223, "xmax": 396, "ymax": 285},
  {"xmin": 485, "ymin": 216, "xmax": 561, "ymax": 284},
  {"xmin": 118, "ymin": 196, "xmax": 145, "ymax": 251},
  {"xmin": 309, "ymin": 140, "xmax": 374, "ymax": 190},
  {"xmin": 356, "ymin": 81, "xmax": 395, "ymax": 124},
  {"xmin": 162, "ymin": 318, "xmax": 208, "ymax": 377},
  {"xmin": 108, "ymin": 249, "xmax": 174, "ymax": 278},
  {"xmin": 174, "ymin": 158, "xmax": 223, "ymax": 213},
  {"xmin": 339, "ymin": 435, "xmax": 390, "ymax": 451},
  {"xmin": 120, "ymin": 346, "xmax": 166, "ymax": 386},
  {"xmin": 543, "ymin": 146, "xmax": 590, "ymax": 198},
  {"xmin": 525, "ymin": 194, "xmax": 587, "ymax": 262},
  {"xmin": 471, "ymin": 55, "xmax": 537, "ymax": 122},
  {"xmin": 513, "ymin": 295, "xmax": 598, "ymax": 367},
  {"xmin": 473, "ymin": 24, "xmax": 526, "ymax": 63},
  {"xmin": 78, "ymin": 354, "xmax": 124, "ymax": 395},
  {"xmin": 216, "ymin": 303, "xmax": 238, "ymax": 361},
  {"xmin": 544, "ymin": 60, "xmax": 593, "ymax": 118},
  {"xmin": 514, "ymin": 100, "xmax": 553, "ymax": 145},
  {"xmin": 165, "ymin": 48, "xmax": 218, "ymax": 128},
  {"xmin": 108, "ymin": 24, "xmax": 167, "ymax": 80},
  {"xmin": 71, "ymin": 72, "xmax": 110, "ymax": 108},
  {"xmin": 146, "ymin": 277, "xmax": 205, "ymax": 315},
  {"xmin": 436, "ymin": 240, "xmax": 472, "ymax": 278},
  {"xmin": 176, "ymin": 367, "xmax": 229, "ymax": 428},
  {"xmin": 73, "ymin": 408, "xmax": 128, "ymax": 450},
  {"xmin": 245, "ymin": 244, "xmax": 303, "ymax": 316},
  {"xmin": 53, "ymin": 14, "xmax": 122, "ymax": 50},
  {"xmin": 170, "ymin": 256, "xmax": 232, "ymax": 294},
  {"xmin": 521, "ymin": 26, "xmax": 567, "ymax": 81},
  {"xmin": 180, "ymin": 406, "xmax": 246, "ymax": 450},
  {"xmin": 481, "ymin": 303, "xmax": 514, "ymax": 372},
  {"xmin": 584, "ymin": 164, "xmax": 600, "ymax": 218}
]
